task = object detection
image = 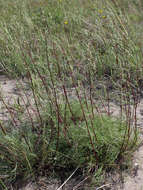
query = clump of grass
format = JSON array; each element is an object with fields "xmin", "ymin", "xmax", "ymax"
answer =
[
  {"xmin": 0, "ymin": 0, "xmax": 142, "ymax": 188},
  {"xmin": 0, "ymin": 100, "xmax": 139, "ymax": 188}
]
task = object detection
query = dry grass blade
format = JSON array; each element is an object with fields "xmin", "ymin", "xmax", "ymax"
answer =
[
  {"xmin": 56, "ymin": 167, "xmax": 79, "ymax": 190},
  {"xmin": 96, "ymin": 183, "xmax": 111, "ymax": 190}
]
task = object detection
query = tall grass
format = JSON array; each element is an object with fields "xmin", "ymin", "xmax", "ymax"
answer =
[{"xmin": 0, "ymin": 0, "xmax": 142, "ymax": 188}]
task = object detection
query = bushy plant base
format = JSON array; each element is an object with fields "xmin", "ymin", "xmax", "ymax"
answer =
[{"xmin": 0, "ymin": 102, "xmax": 139, "ymax": 187}]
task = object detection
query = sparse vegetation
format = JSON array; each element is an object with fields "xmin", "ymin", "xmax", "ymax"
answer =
[{"xmin": 0, "ymin": 0, "xmax": 143, "ymax": 189}]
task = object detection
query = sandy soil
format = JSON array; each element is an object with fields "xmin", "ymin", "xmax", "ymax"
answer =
[
  {"xmin": 0, "ymin": 75, "xmax": 143, "ymax": 190},
  {"xmin": 121, "ymin": 145, "xmax": 143, "ymax": 190}
]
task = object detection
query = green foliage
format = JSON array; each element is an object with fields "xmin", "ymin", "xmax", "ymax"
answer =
[
  {"xmin": 0, "ymin": 101, "xmax": 138, "ymax": 186},
  {"xmin": 0, "ymin": 0, "xmax": 142, "ymax": 188},
  {"xmin": 0, "ymin": 0, "xmax": 142, "ymax": 82}
]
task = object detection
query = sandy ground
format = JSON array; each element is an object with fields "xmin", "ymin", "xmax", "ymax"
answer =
[
  {"xmin": 0, "ymin": 75, "xmax": 143, "ymax": 190},
  {"xmin": 121, "ymin": 146, "xmax": 143, "ymax": 190}
]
